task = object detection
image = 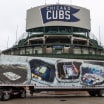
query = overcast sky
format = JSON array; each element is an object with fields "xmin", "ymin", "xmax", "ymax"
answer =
[{"xmin": 0, "ymin": 0, "xmax": 104, "ymax": 50}]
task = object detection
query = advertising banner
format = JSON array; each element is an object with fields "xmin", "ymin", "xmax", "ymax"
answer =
[{"xmin": 0, "ymin": 55, "xmax": 104, "ymax": 88}]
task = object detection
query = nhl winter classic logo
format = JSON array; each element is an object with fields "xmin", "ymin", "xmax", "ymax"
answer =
[{"xmin": 41, "ymin": 5, "xmax": 80, "ymax": 24}]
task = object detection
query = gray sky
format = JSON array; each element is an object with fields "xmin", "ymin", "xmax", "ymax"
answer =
[{"xmin": 0, "ymin": 0, "xmax": 104, "ymax": 50}]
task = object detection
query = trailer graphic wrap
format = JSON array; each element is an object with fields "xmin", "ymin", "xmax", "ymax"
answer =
[
  {"xmin": 81, "ymin": 63, "xmax": 104, "ymax": 86},
  {"xmin": 3, "ymin": 72, "xmax": 21, "ymax": 81},
  {"xmin": 29, "ymin": 58, "xmax": 104, "ymax": 88},
  {"xmin": 57, "ymin": 61, "xmax": 81, "ymax": 80},
  {"xmin": 29, "ymin": 59, "xmax": 55, "ymax": 83},
  {"xmin": 0, "ymin": 64, "xmax": 28, "ymax": 84},
  {"xmin": 0, "ymin": 55, "xmax": 104, "ymax": 88}
]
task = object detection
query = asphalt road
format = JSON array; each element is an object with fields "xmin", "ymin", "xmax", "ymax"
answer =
[{"xmin": 0, "ymin": 92, "xmax": 104, "ymax": 104}]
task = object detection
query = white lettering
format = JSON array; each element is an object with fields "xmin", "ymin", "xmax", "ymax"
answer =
[
  {"xmin": 56, "ymin": 6, "xmax": 60, "ymax": 10},
  {"xmin": 64, "ymin": 6, "xmax": 67, "ymax": 10},
  {"xmin": 52, "ymin": 11, "xmax": 58, "ymax": 19},
  {"xmin": 67, "ymin": 7, "xmax": 70, "ymax": 10},
  {"xmin": 46, "ymin": 7, "xmax": 49, "ymax": 10},
  {"xmin": 65, "ymin": 11, "xmax": 70, "ymax": 20},
  {"xmin": 47, "ymin": 11, "xmax": 51, "ymax": 20},
  {"xmin": 60, "ymin": 6, "xmax": 63, "ymax": 10},
  {"xmin": 59, "ymin": 10, "xmax": 64, "ymax": 19},
  {"xmin": 46, "ymin": 10, "xmax": 71, "ymax": 20}
]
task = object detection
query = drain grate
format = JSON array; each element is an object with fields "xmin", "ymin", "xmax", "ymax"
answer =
[{"xmin": 60, "ymin": 99, "xmax": 67, "ymax": 101}]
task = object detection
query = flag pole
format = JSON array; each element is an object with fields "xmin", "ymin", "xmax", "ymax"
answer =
[
  {"xmin": 45, "ymin": 0, "xmax": 46, "ymax": 5},
  {"xmin": 58, "ymin": 0, "xmax": 60, "ymax": 4},
  {"xmin": 70, "ymin": 0, "xmax": 72, "ymax": 4},
  {"xmin": 99, "ymin": 25, "xmax": 101, "ymax": 45}
]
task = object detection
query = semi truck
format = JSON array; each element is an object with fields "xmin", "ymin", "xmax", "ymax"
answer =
[{"xmin": 0, "ymin": 55, "xmax": 104, "ymax": 101}]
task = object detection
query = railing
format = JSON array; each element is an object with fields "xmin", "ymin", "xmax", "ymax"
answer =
[
  {"xmin": 18, "ymin": 54, "xmax": 104, "ymax": 60},
  {"xmin": 2, "ymin": 43, "xmax": 104, "ymax": 60}
]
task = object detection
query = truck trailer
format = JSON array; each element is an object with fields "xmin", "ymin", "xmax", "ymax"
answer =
[{"xmin": 0, "ymin": 55, "xmax": 104, "ymax": 100}]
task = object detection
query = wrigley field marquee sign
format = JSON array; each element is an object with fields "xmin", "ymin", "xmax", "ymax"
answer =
[{"xmin": 41, "ymin": 5, "xmax": 80, "ymax": 23}]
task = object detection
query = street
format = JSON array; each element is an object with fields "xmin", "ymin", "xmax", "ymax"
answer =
[{"xmin": 0, "ymin": 92, "xmax": 104, "ymax": 104}]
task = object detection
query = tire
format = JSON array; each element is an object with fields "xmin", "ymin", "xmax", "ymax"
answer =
[
  {"xmin": 88, "ymin": 91, "xmax": 97, "ymax": 97},
  {"xmin": 97, "ymin": 90, "xmax": 104, "ymax": 97},
  {"xmin": 29, "ymin": 86, "xmax": 34, "ymax": 96},
  {"xmin": 0, "ymin": 90, "xmax": 3, "ymax": 101},
  {"xmin": 20, "ymin": 90, "xmax": 26, "ymax": 98},
  {"xmin": 2, "ymin": 92, "xmax": 11, "ymax": 101}
]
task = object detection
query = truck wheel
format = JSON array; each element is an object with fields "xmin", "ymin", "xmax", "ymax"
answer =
[
  {"xmin": 88, "ymin": 91, "xmax": 97, "ymax": 97},
  {"xmin": 0, "ymin": 90, "xmax": 3, "ymax": 101},
  {"xmin": 97, "ymin": 90, "xmax": 104, "ymax": 97},
  {"xmin": 20, "ymin": 90, "xmax": 26, "ymax": 98},
  {"xmin": 2, "ymin": 92, "xmax": 11, "ymax": 101}
]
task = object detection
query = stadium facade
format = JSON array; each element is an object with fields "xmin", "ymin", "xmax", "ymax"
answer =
[{"xmin": 2, "ymin": 4, "xmax": 104, "ymax": 60}]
